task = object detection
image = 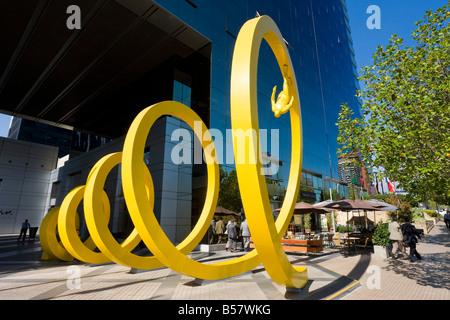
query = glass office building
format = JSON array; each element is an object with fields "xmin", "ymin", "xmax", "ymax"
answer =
[
  {"xmin": 152, "ymin": 0, "xmax": 360, "ymax": 205},
  {"xmin": 8, "ymin": 117, "xmax": 110, "ymax": 158}
]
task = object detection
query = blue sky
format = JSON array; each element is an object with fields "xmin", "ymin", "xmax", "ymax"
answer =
[
  {"xmin": 0, "ymin": 0, "xmax": 448, "ymax": 138},
  {"xmin": 346, "ymin": 0, "xmax": 448, "ymax": 81}
]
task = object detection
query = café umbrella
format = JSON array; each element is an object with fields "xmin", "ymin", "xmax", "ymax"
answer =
[
  {"xmin": 274, "ymin": 201, "xmax": 329, "ymax": 214},
  {"xmin": 358, "ymin": 199, "xmax": 398, "ymax": 224},
  {"xmin": 214, "ymin": 206, "xmax": 241, "ymax": 217},
  {"xmin": 367, "ymin": 199, "xmax": 399, "ymax": 211},
  {"xmin": 314, "ymin": 199, "xmax": 388, "ymax": 252}
]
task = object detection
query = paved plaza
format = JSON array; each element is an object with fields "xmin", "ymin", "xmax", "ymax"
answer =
[{"xmin": 0, "ymin": 222, "xmax": 448, "ymax": 302}]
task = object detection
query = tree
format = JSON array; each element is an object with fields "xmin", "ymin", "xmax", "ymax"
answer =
[
  {"xmin": 337, "ymin": 4, "xmax": 450, "ymax": 205},
  {"xmin": 217, "ymin": 166, "xmax": 242, "ymax": 213}
]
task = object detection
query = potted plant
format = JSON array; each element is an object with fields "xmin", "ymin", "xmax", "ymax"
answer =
[
  {"xmin": 373, "ymin": 223, "xmax": 391, "ymax": 258},
  {"xmin": 304, "ymin": 214, "xmax": 312, "ymax": 233}
]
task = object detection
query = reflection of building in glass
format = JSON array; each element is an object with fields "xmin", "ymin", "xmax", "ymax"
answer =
[
  {"xmin": 212, "ymin": 0, "xmax": 360, "ymax": 210},
  {"xmin": 323, "ymin": 176, "xmax": 349, "ymax": 201},
  {"xmin": 300, "ymin": 169, "xmax": 325, "ymax": 203},
  {"xmin": 338, "ymin": 153, "xmax": 373, "ymax": 198}
]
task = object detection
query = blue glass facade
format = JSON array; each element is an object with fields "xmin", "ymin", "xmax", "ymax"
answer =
[
  {"xmin": 0, "ymin": 0, "xmax": 361, "ymax": 241},
  {"xmin": 154, "ymin": 0, "xmax": 360, "ymax": 204}
]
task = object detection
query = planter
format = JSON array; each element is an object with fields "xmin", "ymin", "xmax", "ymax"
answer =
[
  {"xmin": 373, "ymin": 245, "xmax": 390, "ymax": 259},
  {"xmin": 413, "ymin": 221, "xmax": 434, "ymax": 234},
  {"xmin": 281, "ymin": 239, "xmax": 323, "ymax": 253}
]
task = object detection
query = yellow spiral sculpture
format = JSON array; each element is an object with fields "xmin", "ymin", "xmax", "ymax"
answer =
[{"xmin": 39, "ymin": 15, "xmax": 307, "ymax": 290}]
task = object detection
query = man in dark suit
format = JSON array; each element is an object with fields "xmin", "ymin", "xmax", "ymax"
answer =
[
  {"xmin": 401, "ymin": 219, "xmax": 423, "ymax": 262},
  {"xmin": 18, "ymin": 219, "xmax": 30, "ymax": 241}
]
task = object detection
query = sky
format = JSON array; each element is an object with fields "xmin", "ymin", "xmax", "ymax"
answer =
[
  {"xmin": 0, "ymin": 0, "xmax": 448, "ymax": 138},
  {"xmin": 346, "ymin": 0, "xmax": 448, "ymax": 87}
]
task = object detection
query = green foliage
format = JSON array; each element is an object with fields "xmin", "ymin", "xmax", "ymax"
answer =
[
  {"xmin": 423, "ymin": 209, "xmax": 439, "ymax": 217},
  {"xmin": 384, "ymin": 194, "xmax": 413, "ymax": 223},
  {"xmin": 304, "ymin": 214, "xmax": 312, "ymax": 229},
  {"xmin": 217, "ymin": 166, "xmax": 242, "ymax": 213},
  {"xmin": 411, "ymin": 207, "xmax": 425, "ymax": 221},
  {"xmin": 336, "ymin": 225, "xmax": 354, "ymax": 233},
  {"xmin": 326, "ymin": 212, "xmax": 335, "ymax": 230},
  {"xmin": 336, "ymin": 3, "xmax": 450, "ymax": 205},
  {"xmin": 367, "ymin": 193, "xmax": 419, "ymax": 208},
  {"xmin": 373, "ymin": 223, "xmax": 391, "ymax": 247}
]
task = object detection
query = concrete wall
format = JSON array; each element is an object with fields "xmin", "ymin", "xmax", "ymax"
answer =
[{"xmin": 0, "ymin": 137, "xmax": 58, "ymax": 234}]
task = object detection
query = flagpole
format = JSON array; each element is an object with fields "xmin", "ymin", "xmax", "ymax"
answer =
[{"xmin": 330, "ymin": 188, "xmax": 336, "ymax": 235}]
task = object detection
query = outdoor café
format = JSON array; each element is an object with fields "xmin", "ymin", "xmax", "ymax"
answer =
[
  {"xmin": 273, "ymin": 202, "xmax": 331, "ymax": 253},
  {"xmin": 273, "ymin": 199, "xmax": 396, "ymax": 254},
  {"xmin": 314, "ymin": 199, "xmax": 396, "ymax": 253}
]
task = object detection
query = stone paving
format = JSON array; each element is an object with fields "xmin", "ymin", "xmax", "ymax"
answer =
[
  {"xmin": 0, "ymin": 222, "xmax": 448, "ymax": 301},
  {"xmin": 340, "ymin": 221, "xmax": 449, "ymax": 300}
]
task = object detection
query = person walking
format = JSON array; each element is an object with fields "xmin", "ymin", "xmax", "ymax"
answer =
[
  {"xmin": 215, "ymin": 217, "xmax": 225, "ymax": 244},
  {"xmin": 18, "ymin": 219, "xmax": 30, "ymax": 241},
  {"xmin": 227, "ymin": 218, "xmax": 238, "ymax": 252},
  {"xmin": 240, "ymin": 218, "xmax": 251, "ymax": 251},
  {"xmin": 444, "ymin": 209, "xmax": 450, "ymax": 229},
  {"xmin": 401, "ymin": 219, "xmax": 423, "ymax": 262},
  {"xmin": 209, "ymin": 217, "xmax": 216, "ymax": 244},
  {"xmin": 225, "ymin": 219, "xmax": 232, "ymax": 251},
  {"xmin": 388, "ymin": 217, "xmax": 407, "ymax": 259}
]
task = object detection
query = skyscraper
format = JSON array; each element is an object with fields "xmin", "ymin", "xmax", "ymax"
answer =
[{"xmin": 0, "ymin": 0, "xmax": 361, "ymax": 241}]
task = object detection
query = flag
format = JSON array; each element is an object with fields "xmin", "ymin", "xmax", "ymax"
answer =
[
  {"xmin": 351, "ymin": 171, "xmax": 358, "ymax": 185},
  {"xmin": 375, "ymin": 176, "xmax": 379, "ymax": 193},
  {"xmin": 360, "ymin": 175, "xmax": 364, "ymax": 185},
  {"xmin": 386, "ymin": 178, "xmax": 394, "ymax": 193}
]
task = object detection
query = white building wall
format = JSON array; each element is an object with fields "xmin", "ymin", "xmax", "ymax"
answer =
[
  {"xmin": 0, "ymin": 137, "xmax": 58, "ymax": 234},
  {"xmin": 0, "ymin": 117, "xmax": 196, "ymax": 241},
  {"xmin": 49, "ymin": 136, "xmax": 125, "ymax": 239}
]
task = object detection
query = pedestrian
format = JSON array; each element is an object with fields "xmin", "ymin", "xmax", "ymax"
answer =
[
  {"xmin": 388, "ymin": 216, "xmax": 407, "ymax": 259},
  {"xmin": 444, "ymin": 209, "xmax": 450, "ymax": 229},
  {"xmin": 227, "ymin": 218, "xmax": 238, "ymax": 252},
  {"xmin": 18, "ymin": 219, "xmax": 30, "ymax": 241},
  {"xmin": 240, "ymin": 218, "xmax": 251, "ymax": 251},
  {"xmin": 215, "ymin": 217, "xmax": 225, "ymax": 244},
  {"xmin": 209, "ymin": 217, "xmax": 216, "ymax": 244},
  {"xmin": 401, "ymin": 219, "xmax": 422, "ymax": 262},
  {"xmin": 225, "ymin": 219, "xmax": 231, "ymax": 251}
]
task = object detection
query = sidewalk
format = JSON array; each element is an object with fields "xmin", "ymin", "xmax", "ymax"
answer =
[
  {"xmin": 0, "ymin": 222, "xmax": 448, "ymax": 301},
  {"xmin": 320, "ymin": 221, "xmax": 449, "ymax": 300}
]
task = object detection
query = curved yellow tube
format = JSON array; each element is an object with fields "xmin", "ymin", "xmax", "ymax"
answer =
[
  {"xmin": 121, "ymin": 101, "xmax": 261, "ymax": 279},
  {"xmin": 39, "ymin": 207, "xmax": 73, "ymax": 261},
  {"xmin": 230, "ymin": 15, "xmax": 307, "ymax": 289},
  {"xmin": 39, "ymin": 15, "xmax": 308, "ymax": 290},
  {"xmin": 57, "ymin": 185, "xmax": 111, "ymax": 264},
  {"xmin": 83, "ymin": 152, "xmax": 164, "ymax": 269}
]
